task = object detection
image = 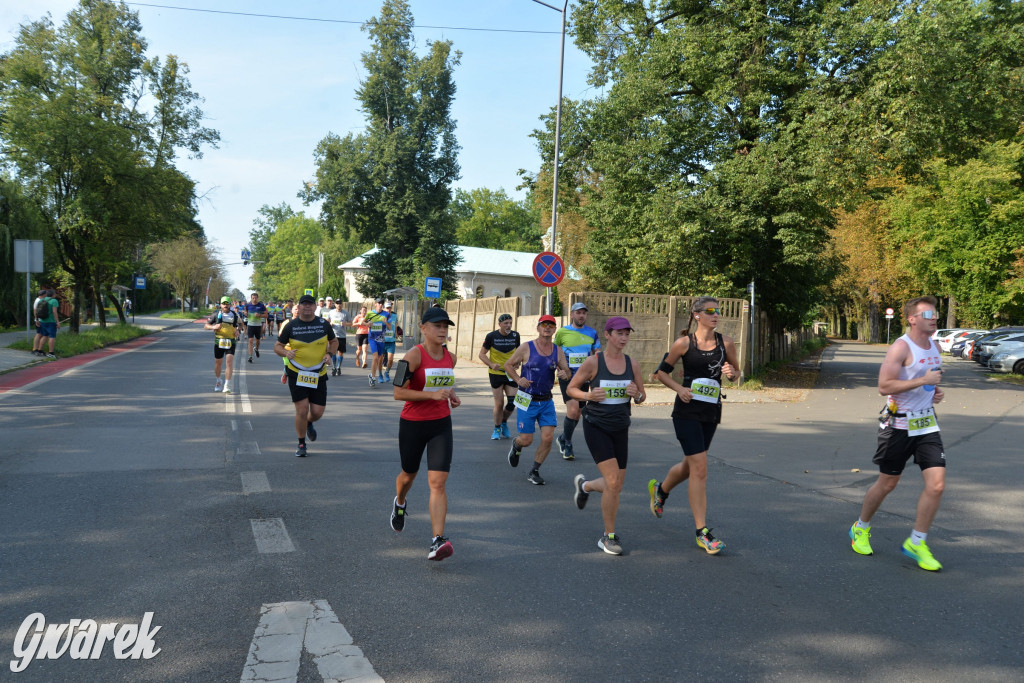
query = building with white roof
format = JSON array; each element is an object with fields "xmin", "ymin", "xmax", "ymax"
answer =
[{"xmin": 338, "ymin": 245, "xmax": 576, "ymax": 314}]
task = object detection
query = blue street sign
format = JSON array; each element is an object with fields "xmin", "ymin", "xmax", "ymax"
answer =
[
  {"xmin": 134, "ymin": 276, "xmax": 147, "ymax": 290},
  {"xmin": 424, "ymin": 277, "xmax": 442, "ymax": 299}
]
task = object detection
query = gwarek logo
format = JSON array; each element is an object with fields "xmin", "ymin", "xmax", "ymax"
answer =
[{"xmin": 10, "ymin": 612, "xmax": 160, "ymax": 673}]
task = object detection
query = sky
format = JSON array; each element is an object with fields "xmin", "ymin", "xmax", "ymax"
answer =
[{"xmin": 0, "ymin": 1, "xmax": 598, "ymax": 293}]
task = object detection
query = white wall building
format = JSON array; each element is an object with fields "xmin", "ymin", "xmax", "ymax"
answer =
[{"xmin": 338, "ymin": 245, "xmax": 575, "ymax": 315}]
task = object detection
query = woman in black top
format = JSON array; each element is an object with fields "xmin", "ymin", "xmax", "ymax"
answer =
[
  {"xmin": 649, "ymin": 296, "xmax": 741, "ymax": 554},
  {"xmin": 567, "ymin": 316, "xmax": 646, "ymax": 556}
]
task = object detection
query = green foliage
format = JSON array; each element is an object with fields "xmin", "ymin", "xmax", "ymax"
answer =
[
  {"xmin": 305, "ymin": 0, "xmax": 462, "ymax": 295},
  {"xmin": 257, "ymin": 214, "xmax": 326, "ymax": 300},
  {"xmin": 7, "ymin": 323, "xmax": 150, "ymax": 357},
  {"xmin": 452, "ymin": 188, "xmax": 542, "ymax": 252}
]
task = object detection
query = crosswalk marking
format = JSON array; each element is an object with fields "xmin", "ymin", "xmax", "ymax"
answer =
[
  {"xmin": 250, "ymin": 518, "xmax": 295, "ymax": 553},
  {"xmin": 241, "ymin": 600, "xmax": 382, "ymax": 682},
  {"xmin": 240, "ymin": 471, "xmax": 270, "ymax": 494}
]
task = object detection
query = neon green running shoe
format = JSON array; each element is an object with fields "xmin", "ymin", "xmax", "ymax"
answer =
[
  {"xmin": 696, "ymin": 527, "xmax": 724, "ymax": 554},
  {"xmin": 849, "ymin": 523, "xmax": 873, "ymax": 556},
  {"xmin": 648, "ymin": 479, "xmax": 664, "ymax": 518},
  {"xmin": 902, "ymin": 538, "xmax": 942, "ymax": 571}
]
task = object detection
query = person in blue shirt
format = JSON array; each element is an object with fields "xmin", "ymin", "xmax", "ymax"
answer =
[
  {"xmin": 244, "ymin": 292, "xmax": 269, "ymax": 363},
  {"xmin": 553, "ymin": 302, "xmax": 601, "ymax": 460}
]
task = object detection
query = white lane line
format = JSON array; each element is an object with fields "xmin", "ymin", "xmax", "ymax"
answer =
[
  {"xmin": 241, "ymin": 472, "xmax": 270, "ymax": 494},
  {"xmin": 239, "ymin": 363, "xmax": 252, "ymax": 414},
  {"xmin": 237, "ymin": 441, "xmax": 262, "ymax": 456},
  {"xmin": 250, "ymin": 518, "xmax": 295, "ymax": 553},
  {"xmin": 232, "ymin": 419, "xmax": 238, "ymax": 431},
  {"xmin": 241, "ymin": 600, "xmax": 382, "ymax": 683}
]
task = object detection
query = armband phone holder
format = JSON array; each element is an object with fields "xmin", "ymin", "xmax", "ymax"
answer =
[{"xmin": 393, "ymin": 360, "xmax": 411, "ymax": 387}]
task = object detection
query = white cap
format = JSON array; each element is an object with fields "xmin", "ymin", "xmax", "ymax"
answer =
[
  {"xmin": 325, "ymin": 296, "xmax": 333, "ymax": 301},
  {"xmin": 384, "ymin": 301, "xmax": 393, "ymax": 308}
]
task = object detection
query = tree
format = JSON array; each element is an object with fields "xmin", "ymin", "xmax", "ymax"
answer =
[
  {"xmin": 451, "ymin": 188, "xmax": 542, "ymax": 252},
  {"xmin": 304, "ymin": 0, "xmax": 462, "ymax": 295},
  {"xmin": 0, "ymin": 0, "xmax": 218, "ymax": 331},
  {"xmin": 257, "ymin": 214, "xmax": 325, "ymax": 300},
  {"xmin": 149, "ymin": 236, "xmax": 223, "ymax": 312}
]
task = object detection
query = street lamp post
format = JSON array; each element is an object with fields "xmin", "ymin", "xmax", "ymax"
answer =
[{"xmin": 531, "ymin": 0, "xmax": 569, "ymax": 315}]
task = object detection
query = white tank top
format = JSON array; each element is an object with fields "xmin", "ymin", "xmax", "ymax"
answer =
[{"xmin": 890, "ymin": 334, "xmax": 942, "ymax": 429}]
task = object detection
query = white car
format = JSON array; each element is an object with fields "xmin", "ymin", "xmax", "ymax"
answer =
[
  {"xmin": 931, "ymin": 329, "xmax": 963, "ymax": 344},
  {"xmin": 938, "ymin": 329, "xmax": 985, "ymax": 353}
]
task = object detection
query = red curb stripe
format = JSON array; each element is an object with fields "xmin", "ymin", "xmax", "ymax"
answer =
[{"xmin": 0, "ymin": 336, "xmax": 160, "ymax": 394}]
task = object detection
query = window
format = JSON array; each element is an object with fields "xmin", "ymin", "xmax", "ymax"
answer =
[
  {"xmin": 504, "ymin": 288, "xmax": 512, "ymax": 298},
  {"xmin": 475, "ymin": 285, "xmax": 484, "ymax": 298}
]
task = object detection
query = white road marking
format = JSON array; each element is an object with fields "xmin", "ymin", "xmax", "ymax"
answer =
[
  {"xmin": 250, "ymin": 518, "xmax": 295, "ymax": 553},
  {"xmin": 241, "ymin": 600, "xmax": 382, "ymax": 682},
  {"xmin": 239, "ymin": 363, "xmax": 252, "ymax": 414},
  {"xmin": 241, "ymin": 472, "xmax": 270, "ymax": 494}
]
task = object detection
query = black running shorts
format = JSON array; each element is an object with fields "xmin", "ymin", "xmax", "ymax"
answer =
[
  {"xmin": 399, "ymin": 416, "xmax": 453, "ymax": 474},
  {"xmin": 873, "ymin": 426, "xmax": 945, "ymax": 475},
  {"xmin": 286, "ymin": 368, "xmax": 328, "ymax": 406},
  {"xmin": 672, "ymin": 415, "xmax": 717, "ymax": 456}
]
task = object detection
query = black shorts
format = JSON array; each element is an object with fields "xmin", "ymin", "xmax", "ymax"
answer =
[
  {"xmin": 213, "ymin": 341, "xmax": 236, "ymax": 359},
  {"xmin": 672, "ymin": 415, "xmax": 718, "ymax": 456},
  {"xmin": 559, "ymin": 376, "xmax": 589, "ymax": 403},
  {"xmin": 489, "ymin": 373, "xmax": 516, "ymax": 389},
  {"xmin": 247, "ymin": 325, "xmax": 263, "ymax": 340},
  {"xmin": 872, "ymin": 426, "xmax": 945, "ymax": 475},
  {"xmin": 399, "ymin": 416, "xmax": 453, "ymax": 474},
  {"xmin": 335, "ymin": 338, "xmax": 347, "ymax": 353},
  {"xmin": 285, "ymin": 368, "xmax": 328, "ymax": 406},
  {"xmin": 356, "ymin": 333, "xmax": 368, "ymax": 347},
  {"xmin": 582, "ymin": 419, "xmax": 629, "ymax": 469}
]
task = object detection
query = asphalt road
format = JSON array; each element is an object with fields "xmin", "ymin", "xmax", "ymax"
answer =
[{"xmin": 1, "ymin": 329, "xmax": 1022, "ymax": 682}]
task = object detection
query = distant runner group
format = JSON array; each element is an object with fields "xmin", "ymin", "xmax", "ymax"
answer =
[{"xmin": 204, "ymin": 292, "xmax": 950, "ymax": 570}]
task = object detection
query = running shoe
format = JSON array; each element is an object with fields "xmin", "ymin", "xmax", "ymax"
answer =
[
  {"xmin": 696, "ymin": 527, "xmax": 724, "ymax": 555},
  {"xmin": 368, "ymin": 374, "xmax": 376, "ymax": 387},
  {"xmin": 378, "ymin": 374, "xmax": 385, "ymax": 384},
  {"xmin": 849, "ymin": 523, "xmax": 873, "ymax": 556},
  {"xmin": 383, "ymin": 372, "xmax": 390, "ymax": 383},
  {"xmin": 214, "ymin": 378, "xmax": 223, "ymax": 392},
  {"xmin": 222, "ymin": 383, "xmax": 231, "ymax": 394},
  {"xmin": 248, "ymin": 356, "xmax": 253, "ymax": 364},
  {"xmin": 648, "ymin": 479, "xmax": 665, "ymax": 518},
  {"xmin": 295, "ymin": 443, "xmax": 307, "ymax": 457},
  {"xmin": 508, "ymin": 440, "xmax": 521, "ymax": 468},
  {"xmin": 563, "ymin": 440, "xmax": 574, "ymax": 460},
  {"xmin": 491, "ymin": 427, "xmax": 501, "ymax": 440},
  {"xmin": 598, "ymin": 533, "xmax": 622, "ymax": 555},
  {"xmin": 306, "ymin": 421, "xmax": 317, "ymax": 442},
  {"xmin": 254, "ymin": 347, "xmax": 260, "ymax": 359},
  {"xmin": 428, "ymin": 536, "xmax": 453, "ymax": 561},
  {"xmin": 500, "ymin": 423, "xmax": 511, "ymax": 439},
  {"xmin": 390, "ymin": 497, "xmax": 406, "ymax": 533},
  {"xmin": 557, "ymin": 434, "xmax": 574, "ymax": 460},
  {"xmin": 527, "ymin": 470, "xmax": 545, "ymax": 486},
  {"xmin": 45, "ymin": 353, "xmax": 56, "ymax": 359},
  {"xmin": 573, "ymin": 474, "xmax": 589, "ymax": 510},
  {"xmin": 901, "ymin": 538, "xmax": 942, "ymax": 571}
]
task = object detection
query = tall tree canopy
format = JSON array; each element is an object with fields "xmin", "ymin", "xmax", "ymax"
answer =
[
  {"xmin": 0, "ymin": 0, "xmax": 218, "ymax": 329},
  {"xmin": 452, "ymin": 188, "xmax": 542, "ymax": 252},
  {"xmin": 303, "ymin": 0, "xmax": 462, "ymax": 299}
]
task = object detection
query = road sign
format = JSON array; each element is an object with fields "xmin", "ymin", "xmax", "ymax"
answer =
[
  {"xmin": 885, "ymin": 307, "xmax": 894, "ymax": 320},
  {"xmin": 304, "ymin": 288, "xmax": 314, "ymax": 297},
  {"xmin": 532, "ymin": 251, "xmax": 565, "ymax": 287},
  {"xmin": 134, "ymin": 275, "xmax": 146, "ymax": 290},
  {"xmin": 424, "ymin": 277, "xmax": 442, "ymax": 299},
  {"xmin": 13, "ymin": 240, "xmax": 43, "ymax": 273}
]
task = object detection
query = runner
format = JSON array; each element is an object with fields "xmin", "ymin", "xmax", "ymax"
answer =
[
  {"xmin": 390, "ymin": 306, "xmax": 461, "ymax": 561},
  {"xmin": 648, "ymin": 296, "xmax": 740, "ymax": 555},
  {"xmin": 382, "ymin": 301, "xmax": 398, "ymax": 382},
  {"xmin": 352, "ymin": 305, "xmax": 370, "ymax": 369},
  {"xmin": 569, "ymin": 317, "xmax": 646, "ymax": 555},
  {"xmin": 274, "ymin": 294, "xmax": 337, "ymax": 457},
  {"xmin": 266, "ymin": 302, "xmax": 278, "ymax": 337},
  {"xmin": 849, "ymin": 296, "xmax": 947, "ymax": 571},
  {"xmin": 365, "ymin": 298, "xmax": 392, "ymax": 387},
  {"xmin": 244, "ymin": 292, "xmax": 268, "ymax": 363},
  {"xmin": 503, "ymin": 315, "xmax": 570, "ymax": 485},
  {"xmin": 554, "ymin": 302, "xmax": 601, "ymax": 461},
  {"xmin": 204, "ymin": 296, "xmax": 242, "ymax": 393},
  {"xmin": 326, "ymin": 300, "xmax": 349, "ymax": 376},
  {"xmin": 478, "ymin": 313, "xmax": 520, "ymax": 440}
]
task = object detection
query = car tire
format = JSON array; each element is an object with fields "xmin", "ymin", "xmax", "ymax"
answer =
[{"xmin": 1013, "ymin": 359, "xmax": 1024, "ymax": 375}]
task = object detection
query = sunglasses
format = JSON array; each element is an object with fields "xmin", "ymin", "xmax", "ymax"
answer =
[
  {"xmin": 702, "ymin": 308, "xmax": 720, "ymax": 315},
  {"xmin": 915, "ymin": 310, "xmax": 936, "ymax": 319}
]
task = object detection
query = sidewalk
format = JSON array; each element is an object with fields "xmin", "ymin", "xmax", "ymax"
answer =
[{"xmin": 0, "ymin": 311, "xmax": 200, "ymax": 375}]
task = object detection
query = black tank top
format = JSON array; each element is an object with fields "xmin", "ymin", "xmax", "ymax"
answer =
[
  {"xmin": 583, "ymin": 352, "xmax": 633, "ymax": 431},
  {"xmin": 672, "ymin": 332, "xmax": 725, "ymax": 423}
]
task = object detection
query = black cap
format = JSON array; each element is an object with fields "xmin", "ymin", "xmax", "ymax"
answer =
[
  {"xmin": 421, "ymin": 307, "xmax": 455, "ymax": 326},
  {"xmin": 298, "ymin": 294, "xmax": 316, "ymax": 304}
]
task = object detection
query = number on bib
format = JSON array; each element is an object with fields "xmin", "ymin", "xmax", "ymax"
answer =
[
  {"xmin": 600, "ymin": 379, "xmax": 631, "ymax": 405},
  {"xmin": 690, "ymin": 378, "xmax": 721, "ymax": 404},
  {"xmin": 296, "ymin": 372, "xmax": 319, "ymax": 388},
  {"xmin": 217, "ymin": 338, "xmax": 233, "ymax": 349},
  {"xmin": 907, "ymin": 409, "xmax": 939, "ymax": 436},
  {"xmin": 423, "ymin": 368, "xmax": 455, "ymax": 391},
  {"xmin": 514, "ymin": 390, "xmax": 533, "ymax": 411}
]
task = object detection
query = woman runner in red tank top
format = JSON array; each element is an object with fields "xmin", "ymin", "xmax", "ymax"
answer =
[{"xmin": 391, "ymin": 307, "xmax": 460, "ymax": 561}]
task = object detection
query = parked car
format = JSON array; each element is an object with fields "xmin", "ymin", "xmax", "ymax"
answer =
[
  {"xmin": 975, "ymin": 334, "xmax": 1024, "ymax": 366},
  {"xmin": 950, "ymin": 331, "xmax": 991, "ymax": 358},
  {"xmin": 989, "ymin": 346, "xmax": 1024, "ymax": 374},
  {"xmin": 938, "ymin": 328, "xmax": 985, "ymax": 353},
  {"xmin": 931, "ymin": 329, "xmax": 963, "ymax": 343},
  {"xmin": 970, "ymin": 327, "xmax": 1024, "ymax": 363}
]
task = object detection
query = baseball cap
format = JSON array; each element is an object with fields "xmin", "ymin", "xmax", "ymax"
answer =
[
  {"xmin": 384, "ymin": 301, "xmax": 393, "ymax": 308},
  {"xmin": 570, "ymin": 302, "xmax": 588, "ymax": 312},
  {"xmin": 298, "ymin": 294, "xmax": 316, "ymax": 304},
  {"xmin": 605, "ymin": 316, "xmax": 633, "ymax": 332},
  {"xmin": 498, "ymin": 313, "xmax": 513, "ymax": 323},
  {"xmin": 421, "ymin": 307, "xmax": 455, "ymax": 326},
  {"xmin": 325, "ymin": 296, "xmax": 333, "ymax": 301},
  {"xmin": 375, "ymin": 297, "xmax": 385, "ymax": 304},
  {"xmin": 220, "ymin": 296, "xmax": 231, "ymax": 304},
  {"xmin": 538, "ymin": 314, "xmax": 557, "ymax": 326}
]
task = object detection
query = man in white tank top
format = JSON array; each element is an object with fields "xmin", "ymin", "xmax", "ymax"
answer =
[{"xmin": 848, "ymin": 296, "xmax": 947, "ymax": 571}]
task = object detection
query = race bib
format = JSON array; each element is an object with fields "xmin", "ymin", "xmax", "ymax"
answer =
[
  {"xmin": 370, "ymin": 322, "xmax": 384, "ymax": 333},
  {"xmin": 296, "ymin": 372, "xmax": 319, "ymax": 388},
  {"xmin": 423, "ymin": 368, "xmax": 455, "ymax": 392},
  {"xmin": 600, "ymin": 379, "xmax": 631, "ymax": 404},
  {"xmin": 567, "ymin": 352, "xmax": 588, "ymax": 368},
  {"xmin": 907, "ymin": 408, "xmax": 939, "ymax": 436},
  {"xmin": 384, "ymin": 330, "xmax": 395, "ymax": 342},
  {"xmin": 217, "ymin": 338, "xmax": 233, "ymax": 349},
  {"xmin": 514, "ymin": 390, "xmax": 533, "ymax": 410},
  {"xmin": 690, "ymin": 378, "xmax": 721, "ymax": 404}
]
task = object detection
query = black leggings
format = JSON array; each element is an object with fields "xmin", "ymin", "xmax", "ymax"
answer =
[
  {"xmin": 399, "ymin": 416, "xmax": 453, "ymax": 474},
  {"xmin": 582, "ymin": 419, "xmax": 629, "ymax": 470}
]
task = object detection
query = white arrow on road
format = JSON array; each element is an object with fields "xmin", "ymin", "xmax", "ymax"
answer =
[{"xmin": 241, "ymin": 600, "xmax": 382, "ymax": 682}]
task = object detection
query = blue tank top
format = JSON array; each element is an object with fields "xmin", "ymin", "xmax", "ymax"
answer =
[{"xmin": 521, "ymin": 340, "xmax": 557, "ymax": 398}]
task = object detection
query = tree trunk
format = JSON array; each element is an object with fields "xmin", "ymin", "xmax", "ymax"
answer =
[
  {"xmin": 946, "ymin": 294, "xmax": 957, "ymax": 328},
  {"xmin": 868, "ymin": 300, "xmax": 880, "ymax": 343},
  {"xmin": 92, "ymin": 280, "xmax": 108, "ymax": 328},
  {"xmin": 70, "ymin": 281, "xmax": 82, "ymax": 334},
  {"xmin": 108, "ymin": 292, "xmax": 125, "ymax": 323}
]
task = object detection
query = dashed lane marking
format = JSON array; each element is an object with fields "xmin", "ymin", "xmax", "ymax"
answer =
[
  {"xmin": 240, "ymin": 472, "xmax": 271, "ymax": 494},
  {"xmin": 250, "ymin": 518, "xmax": 295, "ymax": 554}
]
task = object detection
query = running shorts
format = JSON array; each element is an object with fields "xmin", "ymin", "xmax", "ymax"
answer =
[
  {"xmin": 246, "ymin": 325, "xmax": 263, "ymax": 340},
  {"xmin": 582, "ymin": 419, "xmax": 629, "ymax": 469},
  {"xmin": 399, "ymin": 416, "xmax": 453, "ymax": 473},
  {"xmin": 517, "ymin": 397, "xmax": 557, "ymax": 434},
  {"xmin": 356, "ymin": 333, "xmax": 368, "ymax": 347},
  {"xmin": 490, "ymin": 373, "xmax": 516, "ymax": 389},
  {"xmin": 672, "ymin": 415, "xmax": 717, "ymax": 456},
  {"xmin": 285, "ymin": 368, "xmax": 328, "ymax": 406},
  {"xmin": 872, "ymin": 426, "xmax": 945, "ymax": 475},
  {"xmin": 213, "ymin": 341, "xmax": 236, "ymax": 359}
]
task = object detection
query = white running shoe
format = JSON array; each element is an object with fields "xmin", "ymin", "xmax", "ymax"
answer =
[{"xmin": 214, "ymin": 378, "xmax": 223, "ymax": 392}]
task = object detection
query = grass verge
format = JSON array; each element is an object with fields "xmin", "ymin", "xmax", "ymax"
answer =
[
  {"xmin": 742, "ymin": 336, "xmax": 830, "ymax": 393},
  {"xmin": 7, "ymin": 324, "xmax": 152, "ymax": 358},
  {"xmin": 160, "ymin": 311, "xmax": 207, "ymax": 320},
  {"xmin": 985, "ymin": 372, "xmax": 1024, "ymax": 386}
]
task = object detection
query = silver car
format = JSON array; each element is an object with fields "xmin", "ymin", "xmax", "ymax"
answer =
[{"xmin": 988, "ymin": 344, "xmax": 1024, "ymax": 374}]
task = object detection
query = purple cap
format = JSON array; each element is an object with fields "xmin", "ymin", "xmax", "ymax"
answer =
[{"xmin": 605, "ymin": 316, "xmax": 633, "ymax": 332}]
